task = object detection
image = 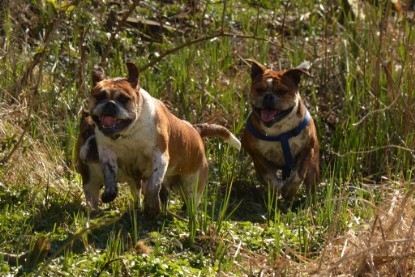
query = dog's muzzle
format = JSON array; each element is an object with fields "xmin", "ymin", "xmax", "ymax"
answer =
[
  {"xmin": 263, "ymin": 93, "xmax": 276, "ymax": 107},
  {"xmin": 92, "ymin": 101, "xmax": 133, "ymax": 137}
]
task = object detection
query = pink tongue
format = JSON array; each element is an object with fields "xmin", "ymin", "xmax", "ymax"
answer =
[
  {"xmin": 100, "ymin": 116, "xmax": 118, "ymax": 126},
  {"xmin": 261, "ymin": 109, "xmax": 278, "ymax": 122}
]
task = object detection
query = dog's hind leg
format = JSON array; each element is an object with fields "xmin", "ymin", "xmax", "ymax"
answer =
[
  {"xmin": 126, "ymin": 177, "xmax": 143, "ymax": 209},
  {"xmin": 83, "ymin": 180, "xmax": 101, "ymax": 211},
  {"xmin": 252, "ymin": 157, "xmax": 284, "ymax": 190},
  {"xmin": 304, "ymin": 149, "xmax": 320, "ymax": 197},
  {"xmin": 180, "ymin": 160, "xmax": 208, "ymax": 211},
  {"xmin": 144, "ymin": 149, "xmax": 169, "ymax": 219},
  {"xmin": 282, "ymin": 145, "xmax": 316, "ymax": 199},
  {"xmin": 81, "ymin": 163, "xmax": 104, "ymax": 211}
]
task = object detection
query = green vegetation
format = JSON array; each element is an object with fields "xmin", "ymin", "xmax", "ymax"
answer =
[{"xmin": 1, "ymin": 0, "xmax": 414, "ymax": 275}]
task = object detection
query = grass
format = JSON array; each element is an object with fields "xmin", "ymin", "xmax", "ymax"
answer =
[{"xmin": 1, "ymin": 0, "xmax": 415, "ymax": 276}]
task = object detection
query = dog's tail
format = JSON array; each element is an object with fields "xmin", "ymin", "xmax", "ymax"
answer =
[{"xmin": 193, "ymin": 124, "xmax": 241, "ymax": 151}]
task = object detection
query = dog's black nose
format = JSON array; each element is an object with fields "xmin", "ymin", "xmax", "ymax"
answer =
[
  {"xmin": 103, "ymin": 100, "xmax": 117, "ymax": 114},
  {"xmin": 263, "ymin": 93, "xmax": 276, "ymax": 105}
]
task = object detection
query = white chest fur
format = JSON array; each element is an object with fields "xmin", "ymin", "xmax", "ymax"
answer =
[{"xmin": 95, "ymin": 88, "xmax": 158, "ymax": 177}]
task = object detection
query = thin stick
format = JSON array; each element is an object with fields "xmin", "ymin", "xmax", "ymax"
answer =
[
  {"xmin": 328, "ymin": 238, "xmax": 415, "ymax": 272},
  {"xmin": 100, "ymin": 0, "xmax": 140, "ymax": 68}
]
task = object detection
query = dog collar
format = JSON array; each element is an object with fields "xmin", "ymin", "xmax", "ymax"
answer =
[
  {"xmin": 110, "ymin": 133, "xmax": 133, "ymax": 140},
  {"xmin": 246, "ymin": 109, "xmax": 311, "ymax": 179}
]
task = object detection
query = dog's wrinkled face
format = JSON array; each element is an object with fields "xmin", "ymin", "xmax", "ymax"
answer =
[
  {"xmin": 248, "ymin": 59, "xmax": 310, "ymax": 127},
  {"xmin": 89, "ymin": 63, "xmax": 140, "ymax": 137}
]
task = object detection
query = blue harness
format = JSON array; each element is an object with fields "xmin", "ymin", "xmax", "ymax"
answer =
[{"xmin": 246, "ymin": 109, "xmax": 311, "ymax": 179}]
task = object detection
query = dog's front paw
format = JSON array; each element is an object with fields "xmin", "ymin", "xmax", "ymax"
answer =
[
  {"xmin": 144, "ymin": 198, "xmax": 161, "ymax": 220},
  {"xmin": 281, "ymin": 177, "xmax": 302, "ymax": 199},
  {"xmin": 101, "ymin": 186, "xmax": 118, "ymax": 203},
  {"xmin": 281, "ymin": 187, "xmax": 296, "ymax": 199},
  {"xmin": 159, "ymin": 187, "xmax": 169, "ymax": 215},
  {"xmin": 264, "ymin": 174, "xmax": 285, "ymax": 190}
]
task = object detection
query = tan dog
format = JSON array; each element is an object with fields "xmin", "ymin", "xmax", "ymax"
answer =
[
  {"xmin": 89, "ymin": 62, "xmax": 241, "ymax": 219},
  {"xmin": 241, "ymin": 59, "xmax": 319, "ymax": 198}
]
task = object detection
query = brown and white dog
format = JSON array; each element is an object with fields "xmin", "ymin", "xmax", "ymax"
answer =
[
  {"xmin": 88, "ymin": 62, "xmax": 241, "ymax": 219},
  {"xmin": 241, "ymin": 59, "xmax": 320, "ymax": 198}
]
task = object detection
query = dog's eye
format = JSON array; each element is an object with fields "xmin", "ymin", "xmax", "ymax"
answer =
[
  {"xmin": 95, "ymin": 93, "xmax": 106, "ymax": 102},
  {"xmin": 118, "ymin": 96, "xmax": 130, "ymax": 105},
  {"xmin": 277, "ymin": 89, "xmax": 288, "ymax": 94}
]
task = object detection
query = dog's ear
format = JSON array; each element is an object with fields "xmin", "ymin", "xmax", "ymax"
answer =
[
  {"xmin": 81, "ymin": 109, "xmax": 89, "ymax": 119},
  {"xmin": 246, "ymin": 59, "xmax": 267, "ymax": 81},
  {"xmin": 92, "ymin": 67, "xmax": 105, "ymax": 86},
  {"xmin": 282, "ymin": 68, "xmax": 312, "ymax": 86},
  {"xmin": 125, "ymin": 62, "xmax": 139, "ymax": 89}
]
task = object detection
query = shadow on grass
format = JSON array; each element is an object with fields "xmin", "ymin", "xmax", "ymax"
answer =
[
  {"xmin": 222, "ymin": 180, "xmax": 313, "ymax": 222},
  {"xmin": 25, "ymin": 179, "xmax": 313, "ymax": 272}
]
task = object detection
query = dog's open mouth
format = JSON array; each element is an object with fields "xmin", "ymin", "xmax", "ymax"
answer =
[
  {"xmin": 100, "ymin": 115, "xmax": 122, "ymax": 128},
  {"xmin": 259, "ymin": 109, "xmax": 279, "ymax": 123},
  {"xmin": 98, "ymin": 115, "xmax": 132, "ymax": 135},
  {"xmin": 254, "ymin": 107, "xmax": 294, "ymax": 125}
]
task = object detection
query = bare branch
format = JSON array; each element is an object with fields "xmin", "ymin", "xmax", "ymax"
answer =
[
  {"xmin": 139, "ymin": 31, "xmax": 280, "ymax": 72},
  {"xmin": 100, "ymin": 0, "xmax": 141, "ymax": 68}
]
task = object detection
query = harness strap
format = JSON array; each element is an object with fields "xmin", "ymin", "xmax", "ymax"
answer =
[{"xmin": 246, "ymin": 109, "xmax": 311, "ymax": 179}]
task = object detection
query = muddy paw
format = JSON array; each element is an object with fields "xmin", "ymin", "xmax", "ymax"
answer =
[
  {"xmin": 101, "ymin": 186, "xmax": 118, "ymax": 203},
  {"xmin": 281, "ymin": 183, "xmax": 300, "ymax": 199}
]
